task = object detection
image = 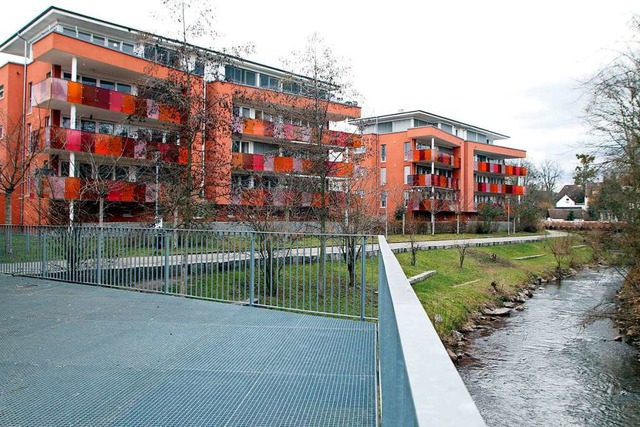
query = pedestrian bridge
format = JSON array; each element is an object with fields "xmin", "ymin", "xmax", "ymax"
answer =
[{"xmin": 0, "ymin": 226, "xmax": 485, "ymax": 426}]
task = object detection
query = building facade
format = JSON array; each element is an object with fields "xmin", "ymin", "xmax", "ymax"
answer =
[
  {"xmin": 0, "ymin": 7, "xmax": 360, "ymax": 226},
  {"xmin": 354, "ymin": 111, "xmax": 527, "ymax": 223}
]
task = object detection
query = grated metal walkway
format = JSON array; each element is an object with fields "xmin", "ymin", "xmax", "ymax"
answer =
[{"xmin": 0, "ymin": 276, "xmax": 377, "ymax": 426}]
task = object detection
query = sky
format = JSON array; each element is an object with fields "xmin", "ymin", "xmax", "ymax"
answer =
[{"xmin": 1, "ymin": 0, "xmax": 638, "ymax": 187}]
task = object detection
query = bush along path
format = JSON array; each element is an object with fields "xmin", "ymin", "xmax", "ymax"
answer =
[{"xmin": 394, "ymin": 235, "xmax": 595, "ymax": 363}]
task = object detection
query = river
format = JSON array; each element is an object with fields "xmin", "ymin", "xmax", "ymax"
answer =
[{"xmin": 459, "ymin": 268, "xmax": 640, "ymax": 427}]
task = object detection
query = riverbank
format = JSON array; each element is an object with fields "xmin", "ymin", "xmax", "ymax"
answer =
[
  {"xmin": 395, "ymin": 235, "xmax": 594, "ymax": 360},
  {"xmin": 616, "ymin": 268, "xmax": 640, "ymax": 353}
]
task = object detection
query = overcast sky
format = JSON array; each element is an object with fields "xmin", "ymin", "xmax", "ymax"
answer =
[{"xmin": 1, "ymin": 0, "xmax": 638, "ymax": 186}]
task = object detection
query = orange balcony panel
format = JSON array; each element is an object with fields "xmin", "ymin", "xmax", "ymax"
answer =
[
  {"xmin": 94, "ymin": 134, "xmax": 122, "ymax": 156},
  {"xmin": 231, "ymin": 152, "xmax": 244, "ymax": 169},
  {"xmin": 67, "ymin": 81, "xmax": 82, "ymax": 104},
  {"xmin": 64, "ymin": 177, "xmax": 81, "ymax": 200},
  {"xmin": 520, "ymin": 167, "xmax": 527, "ymax": 176},
  {"xmin": 274, "ymin": 157, "xmax": 294, "ymax": 173},
  {"xmin": 302, "ymin": 159, "xmax": 313, "ymax": 173},
  {"xmin": 122, "ymin": 94, "xmax": 136, "ymax": 115}
]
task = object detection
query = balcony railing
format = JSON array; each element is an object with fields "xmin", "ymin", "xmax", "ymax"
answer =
[
  {"xmin": 408, "ymin": 198, "xmax": 452, "ymax": 212},
  {"xmin": 408, "ymin": 174, "xmax": 459, "ymax": 190},
  {"xmin": 44, "ymin": 176, "xmax": 154, "ymax": 203},
  {"xmin": 230, "ymin": 188, "xmax": 344, "ymax": 207},
  {"xmin": 44, "ymin": 127, "xmax": 187, "ymax": 164},
  {"xmin": 231, "ymin": 153, "xmax": 352, "ymax": 177},
  {"xmin": 412, "ymin": 149, "xmax": 460, "ymax": 168},
  {"xmin": 232, "ymin": 117, "xmax": 361, "ymax": 147},
  {"xmin": 475, "ymin": 182, "xmax": 526, "ymax": 195},
  {"xmin": 474, "ymin": 161, "xmax": 527, "ymax": 176},
  {"xmin": 31, "ymin": 78, "xmax": 180, "ymax": 123}
]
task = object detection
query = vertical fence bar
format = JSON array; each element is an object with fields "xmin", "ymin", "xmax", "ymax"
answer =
[
  {"xmin": 360, "ymin": 236, "xmax": 366, "ymax": 321},
  {"xmin": 40, "ymin": 228, "xmax": 46, "ymax": 277},
  {"xmin": 163, "ymin": 229, "xmax": 169, "ymax": 294},
  {"xmin": 249, "ymin": 232, "xmax": 255, "ymax": 307},
  {"xmin": 96, "ymin": 227, "xmax": 102, "ymax": 285}
]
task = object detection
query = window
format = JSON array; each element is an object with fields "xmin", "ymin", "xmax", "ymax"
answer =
[
  {"xmin": 380, "ymin": 144, "xmax": 387, "ymax": 162},
  {"xmin": 404, "ymin": 166, "xmax": 411, "ymax": 185},
  {"xmin": 115, "ymin": 124, "xmax": 129, "ymax": 137},
  {"xmin": 77, "ymin": 163, "xmax": 93, "ymax": 179},
  {"xmin": 0, "ymin": 84, "xmax": 4, "ymax": 99},
  {"xmin": 377, "ymin": 122, "xmax": 392, "ymax": 133},
  {"xmin": 77, "ymin": 31, "xmax": 92, "ymax": 42},
  {"xmin": 0, "ymin": 125, "xmax": 3, "ymax": 140},
  {"xmin": 100, "ymin": 80, "xmax": 115, "ymax": 91},
  {"xmin": 122, "ymin": 43, "xmax": 134, "ymax": 54},
  {"xmin": 60, "ymin": 161, "xmax": 70, "ymax": 177},
  {"xmin": 403, "ymin": 190, "xmax": 409, "ymax": 207},
  {"xmin": 81, "ymin": 76, "xmax": 97, "ymax": 86},
  {"xmin": 115, "ymin": 166, "xmax": 129, "ymax": 181},
  {"xmin": 93, "ymin": 35, "xmax": 105, "ymax": 46},
  {"xmin": 116, "ymin": 83, "xmax": 131, "ymax": 94},
  {"xmin": 108, "ymin": 39, "xmax": 121, "ymax": 50},
  {"xmin": 27, "ymin": 82, "xmax": 32, "ymax": 113},
  {"xmin": 225, "ymin": 66, "xmax": 257, "ymax": 86},
  {"xmin": 81, "ymin": 120, "xmax": 95, "ymax": 133},
  {"xmin": 404, "ymin": 142, "xmax": 411, "ymax": 160},
  {"xmin": 62, "ymin": 117, "xmax": 71, "ymax": 129},
  {"xmin": 97, "ymin": 165, "xmax": 112, "ymax": 180},
  {"xmin": 259, "ymin": 74, "xmax": 279, "ymax": 90},
  {"xmin": 98, "ymin": 122, "xmax": 113, "ymax": 135},
  {"xmin": 29, "ymin": 128, "xmax": 40, "ymax": 153},
  {"xmin": 381, "ymin": 190, "xmax": 387, "ymax": 208},
  {"xmin": 193, "ymin": 60, "xmax": 205, "ymax": 77},
  {"xmin": 283, "ymin": 81, "xmax": 300, "ymax": 94},
  {"xmin": 380, "ymin": 167, "xmax": 387, "ymax": 186}
]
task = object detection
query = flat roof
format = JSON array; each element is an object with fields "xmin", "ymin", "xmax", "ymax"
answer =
[
  {"xmin": 353, "ymin": 109, "xmax": 509, "ymax": 140},
  {"xmin": 0, "ymin": 6, "xmax": 328, "ymax": 84}
]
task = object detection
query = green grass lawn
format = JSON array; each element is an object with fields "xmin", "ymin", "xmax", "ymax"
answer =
[{"xmin": 395, "ymin": 236, "xmax": 593, "ymax": 338}]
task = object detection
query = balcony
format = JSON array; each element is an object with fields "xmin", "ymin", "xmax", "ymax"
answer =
[
  {"xmin": 44, "ymin": 127, "xmax": 187, "ymax": 164},
  {"xmin": 475, "ymin": 182, "xmax": 526, "ymax": 195},
  {"xmin": 408, "ymin": 174, "xmax": 459, "ymax": 190},
  {"xmin": 230, "ymin": 189, "xmax": 343, "ymax": 207},
  {"xmin": 31, "ymin": 78, "xmax": 180, "ymax": 124},
  {"xmin": 45, "ymin": 176, "xmax": 154, "ymax": 203},
  {"xmin": 232, "ymin": 117, "xmax": 361, "ymax": 147},
  {"xmin": 231, "ymin": 153, "xmax": 353, "ymax": 177},
  {"xmin": 408, "ymin": 198, "xmax": 452, "ymax": 212},
  {"xmin": 474, "ymin": 161, "xmax": 527, "ymax": 176},
  {"xmin": 412, "ymin": 149, "xmax": 460, "ymax": 168}
]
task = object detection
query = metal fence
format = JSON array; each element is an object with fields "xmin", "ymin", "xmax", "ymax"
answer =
[
  {"xmin": 377, "ymin": 236, "xmax": 485, "ymax": 426},
  {"xmin": 0, "ymin": 225, "xmax": 378, "ymax": 320}
]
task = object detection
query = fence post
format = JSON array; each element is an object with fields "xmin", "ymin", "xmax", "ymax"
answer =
[
  {"xmin": 96, "ymin": 227, "xmax": 103, "ymax": 285},
  {"xmin": 164, "ymin": 229, "xmax": 169, "ymax": 294},
  {"xmin": 249, "ymin": 232, "xmax": 255, "ymax": 307},
  {"xmin": 26, "ymin": 227, "xmax": 31, "ymax": 255},
  {"xmin": 360, "ymin": 236, "xmax": 366, "ymax": 321},
  {"xmin": 40, "ymin": 229, "xmax": 46, "ymax": 277}
]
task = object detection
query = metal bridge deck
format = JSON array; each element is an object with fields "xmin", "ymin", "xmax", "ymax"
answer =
[{"xmin": 0, "ymin": 276, "xmax": 377, "ymax": 426}]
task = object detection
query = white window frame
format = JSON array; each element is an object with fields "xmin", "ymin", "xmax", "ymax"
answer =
[
  {"xmin": 380, "ymin": 167, "xmax": 387, "ymax": 186},
  {"xmin": 404, "ymin": 166, "xmax": 411, "ymax": 185},
  {"xmin": 380, "ymin": 144, "xmax": 387, "ymax": 162},
  {"xmin": 381, "ymin": 190, "xmax": 387, "ymax": 208},
  {"xmin": 0, "ymin": 84, "xmax": 4, "ymax": 99}
]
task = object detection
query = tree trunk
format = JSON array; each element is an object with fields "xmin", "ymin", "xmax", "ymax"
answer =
[{"xmin": 4, "ymin": 189, "xmax": 13, "ymax": 254}]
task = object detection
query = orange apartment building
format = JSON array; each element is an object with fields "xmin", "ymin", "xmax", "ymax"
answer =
[
  {"xmin": 0, "ymin": 7, "xmax": 360, "ymax": 226},
  {"xmin": 354, "ymin": 111, "xmax": 527, "ymax": 222}
]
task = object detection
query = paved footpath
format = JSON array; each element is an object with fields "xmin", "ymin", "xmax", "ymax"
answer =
[{"xmin": 386, "ymin": 230, "xmax": 567, "ymax": 253}]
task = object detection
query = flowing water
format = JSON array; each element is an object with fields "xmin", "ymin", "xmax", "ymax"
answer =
[{"xmin": 459, "ymin": 268, "xmax": 640, "ymax": 427}]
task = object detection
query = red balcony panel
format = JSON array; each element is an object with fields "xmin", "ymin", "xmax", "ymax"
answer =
[
  {"xmin": 109, "ymin": 90, "xmax": 123, "ymax": 112},
  {"xmin": 135, "ymin": 184, "xmax": 147, "ymax": 203},
  {"xmin": 178, "ymin": 146, "xmax": 188, "ymax": 164},
  {"xmin": 283, "ymin": 123, "xmax": 296, "ymax": 140},
  {"xmin": 122, "ymin": 138, "xmax": 135, "ymax": 158}
]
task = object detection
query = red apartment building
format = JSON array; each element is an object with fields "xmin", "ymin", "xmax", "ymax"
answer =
[
  {"xmin": 354, "ymin": 111, "xmax": 527, "ymax": 222},
  {"xmin": 0, "ymin": 7, "xmax": 360, "ymax": 226}
]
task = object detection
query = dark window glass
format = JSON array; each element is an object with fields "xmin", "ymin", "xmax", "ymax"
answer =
[
  {"xmin": 115, "ymin": 166, "xmax": 129, "ymax": 181},
  {"xmin": 93, "ymin": 35, "xmax": 105, "ymax": 45},
  {"xmin": 193, "ymin": 60, "xmax": 205, "ymax": 76},
  {"xmin": 97, "ymin": 165, "xmax": 112, "ymax": 180},
  {"xmin": 122, "ymin": 43, "xmax": 134, "ymax": 54},
  {"xmin": 98, "ymin": 122, "xmax": 113, "ymax": 135},
  {"xmin": 62, "ymin": 117, "xmax": 71, "ymax": 129},
  {"xmin": 245, "ymin": 70, "xmax": 256, "ymax": 86},
  {"xmin": 77, "ymin": 31, "xmax": 91, "ymax": 42},
  {"xmin": 108, "ymin": 39, "xmax": 120, "ymax": 49},
  {"xmin": 116, "ymin": 83, "xmax": 131, "ymax": 94},
  {"xmin": 60, "ymin": 161, "xmax": 70, "ymax": 177},
  {"xmin": 232, "ymin": 140, "xmax": 241, "ymax": 153},
  {"xmin": 62, "ymin": 27, "xmax": 76, "ymax": 37},
  {"xmin": 81, "ymin": 76, "xmax": 97, "ymax": 86},
  {"xmin": 78, "ymin": 163, "xmax": 93, "ymax": 179},
  {"xmin": 81, "ymin": 120, "xmax": 96, "ymax": 133},
  {"xmin": 151, "ymin": 129, "xmax": 164, "ymax": 142},
  {"xmin": 99, "ymin": 80, "xmax": 115, "ymax": 91}
]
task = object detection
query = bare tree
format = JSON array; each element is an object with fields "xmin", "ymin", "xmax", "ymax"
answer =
[
  {"xmin": 538, "ymin": 159, "xmax": 562, "ymax": 194},
  {"xmin": 0, "ymin": 109, "xmax": 46, "ymax": 251}
]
